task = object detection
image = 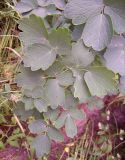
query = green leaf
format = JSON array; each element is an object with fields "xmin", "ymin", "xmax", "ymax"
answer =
[
  {"xmin": 46, "ymin": 61, "xmax": 64, "ymax": 77},
  {"xmin": 84, "ymin": 67, "xmax": 117, "ymax": 97},
  {"xmin": 64, "ymin": 90, "xmax": 78, "ymax": 109},
  {"xmin": 37, "ymin": 0, "xmax": 52, "ymax": 6},
  {"xmin": 32, "ymin": 135, "xmax": 50, "ymax": 158},
  {"xmin": 24, "ymin": 86, "xmax": 45, "ymax": 98},
  {"xmin": 16, "ymin": 0, "xmax": 38, "ymax": 13},
  {"xmin": 22, "ymin": 97, "xmax": 34, "ymax": 110},
  {"xmin": 16, "ymin": 67, "xmax": 43, "ymax": 90},
  {"xmin": 14, "ymin": 101, "xmax": 41, "ymax": 121},
  {"xmin": 82, "ymin": 14, "xmax": 113, "ymax": 51},
  {"xmin": 31, "ymin": 5, "xmax": 61, "ymax": 17},
  {"xmin": 64, "ymin": 0, "xmax": 104, "ymax": 25},
  {"xmin": 16, "ymin": 0, "xmax": 61, "ymax": 17},
  {"xmin": 53, "ymin": 0, "xmax": 65, "ymax": 10},
  {"xmin": 45, "ymin": 79, "xmax": 65, "ymax": 109},
  {"xmin": 24, "ymin": 44, "xmax": 56, "ymax": 71},
  {"xmin": 72, "ymin": 40, "xmax": 95, "ymax": 67},
  {"xmin": 104, "ymin": 35, "xmax": 125, "ymax": 76},
  {"xmin": 55, "ymin": 112, "xmax": 67, "ymax": 128},
  {"xmin": 69, "ymin": 108, "xmax": 85, "ymax": 120},
  {"xmin": 31, "ymin": 6, "xmax": 47, "ymax": 18},
  {"xmin": 44, "ymin": 108, "xmax": 59, "ymax": 121},
  {"xmin": 14, "ymin": 101, "xmax": 34, "ymax": 121},
  {"xmin": 19, "ymin": 14, "xmax": 48, "ymax": 47},
  {"xmin": 105, "ymin": 0, "xmax": 125, "ymax": 34},
  {"xmin": 87, "ymin": 96, "xmax": 104, "ymax": 110},
  {"xmin": 57, "ymin": 70, "xmax": 74, "ymax": 87},
  {"xmin": 65, "ymin": 115, "xmax": 77, "ymax": 138},
  {"xmin": 49, "ymin": 28, "xmax": 71, "ymax": 55},
  {"xmin": 48, "ymin": 127, "xmax": 64, "ymax": 142},
  {"xmin": 28, "ymin": 120, "xmax": 47, "ymax": 134},
  {"xmin": 73, "ymin": 70, "xmax": 90, "ymax": 102},
  {"xmin": 72, "ymin": 24, "xmax": 84, "ymax": 41},
  {"xmin": 34, "ymin": 98, "xmax": 48, "ymax": 112}
]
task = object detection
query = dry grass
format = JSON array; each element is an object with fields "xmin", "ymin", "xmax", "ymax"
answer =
[{"xmin": 0, "ymin": 0, "xmax": 20, "ymax": 114}]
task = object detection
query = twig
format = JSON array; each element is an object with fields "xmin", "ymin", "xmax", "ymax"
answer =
[
  {"xmin": 5, "ymin": 47, "xmax": 22, "ymax": 60},
  {"xmin": 13, "ymin": 113, "xmax": 31, "ymax": 158}
]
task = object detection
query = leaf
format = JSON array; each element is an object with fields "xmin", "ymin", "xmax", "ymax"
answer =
[
  {"xmin": 45, "ymin": 79, "xmax": 65, "ymax": 109},
  {"xmin": 14, "ymin": 101, "xmax": 34, "ymax": 121},
  {"xmin": 72, "ymin": 24, "xmax": 84, "ymax": 41},
  {"xmin": 46, "ymin": 61, "xmax": 64, "ymax": 77},
  {"xmin": 19, "ymin": 14, "xmax": 48, "ymax": 47},
  {"xmin": 14, "ymin": 102, "xmax": 41, "ymax": 121},
  {"xmin": 46, "ymin": 4, "xmax": 61, "ymax": 15},
  {"xmin": 84, "ymin": 67, "xmax": 117, "ymax": 97},
  {"xmin": 73, "ymin": 70, "xmax": 91, "ymax": 102},
  {"xmin": 65, "ymin": 115, "xmax": 77, "ymax": 138},
  {"xmin": 48, "ymin": 127, "xmax": 64, "ymax": 142},
  {"xmin": 24, "ymin": 44, "xmax": 56, "ymax": 71},
  {"xmin": 104, "ymin": 35, "xmax": 125, "ymax": 76},
  {"xmin": 24, "ymin": 87, "xmax": 45, "ymax": 98},
  {"xmin": 82, "ymin": 14, "xmax": 113, "ymax": 51},
  {"xmin": 64, "ymin": 90, "xmax": 78, "ymax": 109},
  {"xmin": 44, "ymin": 108, "xmax": 59, "ymax": 122},
  {"xmin": 49, "ymin": 28, "xmax": 71, "ymax": 55},
  {"xmin": 37, "ymin": 0, "xmax": 52, "ymax": 6},
  {"xmin": 53, "ymin": 0, "xmax": 65, "ymax": 10},
  {"xmin": 87, "ymin": 96, "xmax": 104, "ymax": 110},
  {"xmin": 104, "ymin": 0, "xmax": 125, "ymax": 33},
  {"xmin": 16, "ymin": 2, "xmax": 33, "ymax": 13},
  {"xmin": 31, "ymin": 6, "xmax": 47, "ymax": 18},
  {"xmin": 16, "ymin": 67, "xmax": 43, "ymax": 90},
  {"xmin": 69, "ymin": 108, "xmax": 85, "ymax": 120},
  {"xmin": 28, "ymin": 120, "xmax": 47, "ymax": 134},
  {"xmin": 34, "ymin": 98, "xmax": 48, "ymax": 112},
  {"xmin": 22, "ymin": 97, "xmax": 34, "ymax": 110},
  {"xmin": 31, "ymin": 4, "xmax": 61, "ymax": 17},
  {"xmin": 72, "ymin": 40, "xmax": 95, "ymax": 67},
  {"xmin": 64, "ymin": 0, "xmax": 104, "ymax": 25},
  {"xmin": 32, "ymin": 135, "xmax": 50, "ymax": 158},
  {"xmin": 57, "ymin": 70, "xmax": 74, "ymax": 87},
  {"xmin": 55, "ymin": 112, "xmax": 67, "ymax": 128},
  {"xmin": 16, "ymin": 0, "xmax": 38, "ymax": 13}
]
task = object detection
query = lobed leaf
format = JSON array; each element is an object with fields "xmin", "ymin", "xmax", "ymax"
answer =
[
  {"xmin": 64, "ymin": 0, "xmax": 104, "ymax": 25},
  {"xmin": 16, "ymin": 67, "xmax": 43, "ymax": 90},
  {"xmin": 82, "ymin": 14, "xmax": 113, "ymax": 51},
  {"xmin": 19, "ymin": 14, "xmax": 48, "ymax": 47},
  {"xmin": 49, "ymin": 28, "xmax": 71, "ymax": 55},
  {"xmin": 65, "ymin": 115, "xmax": 77, "ymax": 138},
  {"xmin": 104, "ymin": 0, "xmax": 125, "ymax": 34},
  {"xmin": 84, "ymin": 67, "xmax": 117, "ymax": 97},
  {"xmin": 32, "ymin": 135, "xmax": 50, "ymax": 158},
  {"xmin": 104, "ymin": 35, "xmax": 125, "ymax": 76},
  {"xmin": 45, "ymin": 79, "xmax": 65, "ymax": 109},
  {"xmin": 24, "ymin": 44, "xmax": 56, "ymax": 71},
  {"xmin": 48, "ymin": 127, "xmax": 64, "ymax": 142},
  {"xmin": 28, "ymin": 119, "xmax": 47, "ymax": 134}
]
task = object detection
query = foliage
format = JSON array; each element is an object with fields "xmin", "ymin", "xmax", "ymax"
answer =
[{"xmin": 9, "ymin": 0, "xmax": 125, "ymax": 159}]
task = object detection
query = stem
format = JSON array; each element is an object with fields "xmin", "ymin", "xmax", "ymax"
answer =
[{"xmin": 13, "ymin": 114, "xmax": 31, "ymax": 158}]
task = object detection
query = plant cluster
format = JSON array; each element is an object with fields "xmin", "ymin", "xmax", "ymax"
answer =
[{"xmin": 1, "ymin": 0, "xmax": 125, "ymax": 159}]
